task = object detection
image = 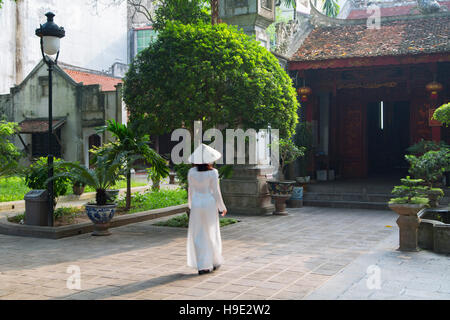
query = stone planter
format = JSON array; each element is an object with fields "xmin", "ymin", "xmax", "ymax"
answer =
[
  {"xmin": 267, "ymin": 180, "xmax": 295, "ymax": 215},
  {"xmin": 389, "ymin": 203, "xmax": 426, "ymax": 252},
  {"xmin": 296, "ymin": 176, "xmax": 310, "ymax": 184},
  {"xmin": 85, "ymin": 204, "xmax": 117, "ymax": 236},
  {"xmin": 72, "ymin": 184, "xmax": 85, "ymax": 196}
]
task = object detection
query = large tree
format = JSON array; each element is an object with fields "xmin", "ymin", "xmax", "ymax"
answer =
[{"xmin": 124, "ymin": 21, "xmax": 299, "ymax": 139}]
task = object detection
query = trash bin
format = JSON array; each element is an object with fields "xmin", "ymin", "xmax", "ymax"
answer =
[{"xmin": 24, "ymin": 190, "xmax": 50, "ymax": 226}]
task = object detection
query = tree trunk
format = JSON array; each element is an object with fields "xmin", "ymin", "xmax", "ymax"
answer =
[
  {"xmin": 126, "ymin": 168, "xmax": 131, "ymax": 211},
  {"xmin": 211, "ymin": 0, "xmax": 219, "ymax": 25}
]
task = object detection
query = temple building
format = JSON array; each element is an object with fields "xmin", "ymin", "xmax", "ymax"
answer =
[{"xmin": 277, "ymin": 0, "xmax": 450, "ymax": 180}]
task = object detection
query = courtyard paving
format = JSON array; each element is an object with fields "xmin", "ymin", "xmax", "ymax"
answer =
[{"xmin": 0, "ymin": 206, "xmax": 448, "ymax": 300}]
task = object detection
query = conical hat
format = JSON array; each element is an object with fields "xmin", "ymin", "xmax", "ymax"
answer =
[{"xmin": 188, "ymin": 143, "xmax": 222, "ymax": 164}]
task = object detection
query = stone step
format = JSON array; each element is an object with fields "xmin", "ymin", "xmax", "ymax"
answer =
[
  {"xmin": 303, "ymin": 192, "xmax": 391, "ymax": 203},
  {"xmin": 303, "ymin": 199, "xmax": 389, "ymax": 210}
]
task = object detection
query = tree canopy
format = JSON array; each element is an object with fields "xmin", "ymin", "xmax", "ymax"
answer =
[{"xmin": 124, "ymin": 21, "xmax": 299, "ymax": 139}]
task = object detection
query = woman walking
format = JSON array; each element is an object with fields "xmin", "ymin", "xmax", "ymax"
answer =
[{"xmin": 187, "ymin": 143, "xmax": 227, "ymax": 275}]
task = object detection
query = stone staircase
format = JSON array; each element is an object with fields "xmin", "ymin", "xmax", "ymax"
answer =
[{"xmin": 301, "ymin": 178, "xmax": 450, "ymax": 210}]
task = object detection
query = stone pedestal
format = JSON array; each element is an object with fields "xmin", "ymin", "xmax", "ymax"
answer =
[
  {"xmin": 272, "ymin": 195, "xmax": 289, "ymax": 215},
  {"xmin": 396, "ymin": 215, "xmax": 420, "ymax": 252},
  {"xmin": 221, "ymin": 164, "xmax": 274, "ymax": 215}
]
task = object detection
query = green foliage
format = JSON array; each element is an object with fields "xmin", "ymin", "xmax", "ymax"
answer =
[
  {"xmin": 48, "ymin": 153, "xmax": 126, "ymax": 206},
  {"xmin": 154, "ymin": 213, "xmax": 238, "ymax": 228},
  {"xmin": 0, "ymin": 0, "xmax": 16, "ymax": 9},
  {"xmin": 124, "ymin": 21, "xmax": 299, "ymax": 139},
  {"xmin": 153, "ymin": 0, "xmax": 210, "ymax": 31},
  {"xmin": 406, "ymin": 148, "xmax": 450, "ymax": 187},
  {"xmin": 95, "ymin": 120, "xmax": 169, "ymax": 208},
  {"xmin": 0, "ymin": 176, "xmax": 30, "ymax": 202},
  {"xmin": 389, "ymin": 176, "xmax": 429, "ymax": 205},
  {"xmin": 272, "ymin": 138, "xmax": 305, "ymax": 179},
  {"xmin": 322, "ymin": 0, "xmax": 340, "ymax": 17},
  {"xmin": 24, "ymin": 157, "xmax": 71, "ymax": 205},
  {"xmin": 0, "ymin": 121, "xmax": 22, "ymax": 178},
  {"xmin": 294, "ymin": 122, "xmax": 313, "ymax": 176},
  {"xmin": 117, "ymin": 188, "xmax": 187, "ymax": 213},
  {"xmin": 433, "ymin": 102, "xmax": 450, "ymax": 127},
  {"xmin": 406, "ymin": 139, "xmax": 449, "ymax": 155}
]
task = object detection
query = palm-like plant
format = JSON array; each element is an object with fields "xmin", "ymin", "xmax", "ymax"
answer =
[
  {"xmin": 95, "ymin": 120, "xmax": 169, "ymax": 210},
  {"xmin": 47, "ymin": 152, "xmax": 126, "ymax": 206}
]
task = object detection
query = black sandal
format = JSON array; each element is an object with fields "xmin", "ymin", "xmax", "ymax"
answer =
[{"xmin": 198, "ymin": 269, "xmax": 211, "ymax": 275}]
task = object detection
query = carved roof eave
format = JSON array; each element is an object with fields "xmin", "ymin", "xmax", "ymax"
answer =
[{"xmin": 308, "ymin": 0, "xmax": 450, "ymax": 27}]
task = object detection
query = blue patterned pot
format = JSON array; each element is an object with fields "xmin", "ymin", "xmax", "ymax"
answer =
[{"xmin": 85, "ymin": 204, "xmax": 116, "ymax": 236}]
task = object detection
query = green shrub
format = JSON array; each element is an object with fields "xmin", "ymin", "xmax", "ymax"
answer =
[
  {"xmin": 433, "ymin": 102, "xmax": 450, "ymax": 126},
  {"xmin": 154, "ymin": 213, "xmax": 238, "ymax": 228},
  {"xmin": 24, "ymin": 157, "xmax": 71, "ymax": 205},
  {"xmin": 389, "ymin": 176, "xmax": 429, "ymax": 205}
]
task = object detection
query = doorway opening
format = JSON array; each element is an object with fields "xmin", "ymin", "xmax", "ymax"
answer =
[{"xmin": 367, "ymin": 100, "xmax": 410, "ymax": 176}]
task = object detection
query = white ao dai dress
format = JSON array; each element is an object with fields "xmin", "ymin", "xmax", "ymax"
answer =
[{"xmin": 187, "ymin": 167, "xmax": 227, "ymax": 271}]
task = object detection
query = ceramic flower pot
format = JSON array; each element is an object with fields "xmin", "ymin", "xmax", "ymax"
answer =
[
  {"xmin": 85, "ymin": 204, "xmax": 116, "ymax": 236},
  {"xmin": 169, "ymin": 172, "xmax": 176, "ymax": 184},
  {"xmin": 72, "ymin": 184, "xmax": 85, "ymax": 196},
  {"xmin": 267, "ymin": 180, "xmax": 296, "ymax": 215}
]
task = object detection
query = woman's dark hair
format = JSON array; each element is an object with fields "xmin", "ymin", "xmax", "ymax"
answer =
[{"xmin": 195, "ymin": 163, "xmax": 213, "ymax": 171}]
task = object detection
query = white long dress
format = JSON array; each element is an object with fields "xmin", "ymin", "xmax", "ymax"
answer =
[{"xmin": 187, "ymin": 167, "xmax": 227, "ymax": 271}]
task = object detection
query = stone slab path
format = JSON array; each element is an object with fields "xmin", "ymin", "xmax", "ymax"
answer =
[{"xmin": 0, "ymin": 207, "xmax": 447, "ymax": 300}]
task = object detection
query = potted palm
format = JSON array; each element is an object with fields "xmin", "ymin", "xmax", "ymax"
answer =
[
  {"xmin": 72, "ymin": 180, "xmax": 86, "ymax": 196},
  {"xmin": 48, "ymin": 153, "xmax": 126, "ymax": 236},
  {"xmin": 95, "ymin": 120, "xmax": 169, "ymax": 211},
  {"xmin": 267, "ymin": 138, "xmax": 305, "ymax": 215},
  {"xmin": 389, "ymin": 176, "xmax": 429, "ymax": 252}
]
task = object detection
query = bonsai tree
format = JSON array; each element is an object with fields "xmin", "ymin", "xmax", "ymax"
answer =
[
  {"xmin": 124, "ymin": 21, "xmax": 299, "ymax": 140},
  {"xmin": 25, "ymin": 157, "xmax": 71, "ymax": 208},
  {"xmin": 432, "ymin": 102, "xmax": 450, "ymax": 127},
  {"xmin": 273, "ymin": 138, "xmax": 305, "ymax": 180},
  {"xmin": 406, "ymin": 149, "xmax": 449, "ymax": 206},
  {"xmin": 406, "ymin": 139, "xmax": 449, "ymax": 156},
  {"xmin": 95, "ymin": 120, "xmax": 169, "ymax": 210},
  {"xmin": 389, "ymin": 176, "xmax": 429, "ymax": 206},
  {"xmin": 0, "ymin": 121, "xmax": 22, "ymax": 178}
]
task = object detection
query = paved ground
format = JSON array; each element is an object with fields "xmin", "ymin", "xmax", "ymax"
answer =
[{"xmin": 0, "ymin": 206, "xmax": 448, "ymax": 300}]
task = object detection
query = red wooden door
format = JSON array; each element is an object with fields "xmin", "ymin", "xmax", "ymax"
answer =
[{"xmin": 339, "ymin": 93, "xmax": 367, "ymax": 178}]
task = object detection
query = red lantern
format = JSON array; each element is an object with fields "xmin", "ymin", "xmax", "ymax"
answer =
[
  {"xmin": 297, "ymin": 86, "xmax": 312, "ymax": 102},
  {"xmin": 426, "ymin": 81, "xmax": 443, "ymax": 99}
]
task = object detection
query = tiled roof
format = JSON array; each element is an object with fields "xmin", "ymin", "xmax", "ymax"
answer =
[
  {"xmin": 347, "ymin": 1, "xmax": 450, "ymax": 19},
  {"xmin": 63, "ymin": 69, "xmax": 122, "ymax": 92},
  {"xmin": 292, "ymin": 16, "xmax": 450, "ymax": 62},
  {"xmin": 19, "ymin": 118, "xmax": 66, "ymax": 134}
]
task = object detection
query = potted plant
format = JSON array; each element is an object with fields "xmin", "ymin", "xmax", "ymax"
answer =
[
  {"xmin": 72, "ymin": 180, "xmax": 86, "ymax": 196},
  {"xmin": 48, "ymin": 153, "xmax": 125, "ymax": 236},
  {"xmin": 294, "ymin": 122, "xmax": 312, "ymax": 184},
  {"xmin": 406, "ymin": 148, "xmax": 449, "ymax": 207},
  {"xmin": 267, "ymin": 138, "xmax": 305, "ymax": 215},
  {"xmin": 389, "ymin": 176, "xmax": 429, "ymax": 252}
]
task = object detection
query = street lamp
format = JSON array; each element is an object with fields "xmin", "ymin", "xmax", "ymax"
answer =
[{"xmin": 35, "ymin": 12, "xmax": 65, "ymax": 227}]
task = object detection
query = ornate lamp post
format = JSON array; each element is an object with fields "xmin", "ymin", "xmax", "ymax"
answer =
[{"xmin": 35, "ymin": 12, "xmax": 65, "ymax": 227}]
